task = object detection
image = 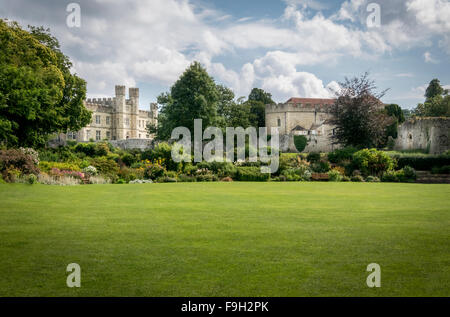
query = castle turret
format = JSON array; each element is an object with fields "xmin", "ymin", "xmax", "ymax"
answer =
[
  {"xmin": 150, "ymin": 103, "xmax": 158, "ymax": 119},
  {"xmin": 129, "ymin": 88, "xmax": 139, "ymax": 115},
  {"xmin": 115, "ymin": 85, "xmax": 126, "ymax": 113}
]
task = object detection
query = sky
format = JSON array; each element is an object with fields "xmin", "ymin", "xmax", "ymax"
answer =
[{"xmin": 1, "ymin": 0, "xmax": 449, "ymax": 110}]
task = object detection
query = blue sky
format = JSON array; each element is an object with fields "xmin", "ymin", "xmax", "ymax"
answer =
[{"xmin": 1, "ymin": 0, "xmax": 449, "ymax": 110}]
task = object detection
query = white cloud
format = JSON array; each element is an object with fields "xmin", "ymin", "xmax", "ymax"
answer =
[{"xmin": 424, "ymin": 51, "xmax": 438, "ymax": 63}]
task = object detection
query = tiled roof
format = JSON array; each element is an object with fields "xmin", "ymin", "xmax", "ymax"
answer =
[{"xmin": 286, "ymin": 97, "xmax": 336, "ymax": 105}]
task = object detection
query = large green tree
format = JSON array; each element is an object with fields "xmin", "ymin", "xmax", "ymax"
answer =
[
  {"xmin": 151, "ymin": 62, "xmax": 220, "ymax": 140},
  {"xmin": 0, "ymin": 20, "xmax": 91, "ymax": 147},
  {"xmin": 415, "ymin": 79, "xmax": 450, "ymax": 117},
  {"xmin": 247, "ymin": 88, "xmax": 275, "ymax": 128},
  {"xmin": 330, "ymin": 73, "xmax": 392, "ymax": 148},
  {"xmin": 385, "ymin": 103, "xmax": 405, "ymax": 139}
]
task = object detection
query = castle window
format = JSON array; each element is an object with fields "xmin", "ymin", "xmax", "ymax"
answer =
[
  {"xmin": 277, "ymin": 118, "xmax": 281, "ymax": 127},
  {"xmin": 126, "ymin": 105, "xmax": 130, "ymax": 112},
  {"xmin": 67, "ymin": 131, "xmax": 77, "ymax": 140},
  {"xmin": 106, "ymin": 116, "xmax": 110, "ymax": 125},
  {"xmin": 86, "ymin": 130, "xmax": 91, "ymax": 139},
  {"xmin": 139, "ymin": 134, "xmax": 141, "ymax": 138},
  {"xmin": 96, "ymin": 130, "xmax": 101, "ymax": 141},
  {"xmin": 146, "ymin": 134, "xmax": 149, "ymax": 139},
  {"xmin": 125, "ymin": 117, "xmax": 130, "ymax": 127},
  {"xmin": 95, "ymin": 115, "xmax": 101, "ymax": 124},
  {"xmin": 106, "ymin": 131, "xmax": 111, "ymax": 139}
]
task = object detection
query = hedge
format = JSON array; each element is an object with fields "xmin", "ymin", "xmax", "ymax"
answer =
[
  {"xmin": 395, "ymin": 155, "xmax": 450, "ymax": 171},
  {"xmin": 236, "ymin": 166, "xmax": 270, "ymax": 181}
]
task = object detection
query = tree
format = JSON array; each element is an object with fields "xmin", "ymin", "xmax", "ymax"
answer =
[
  {"xmin": 415, "ymin": 79, "xmax": 450, "ymax": 117},
  {"xmin": 0, "ymin": 20, "xmax": 91, "ymax": 147},
  {"xmin": 247, "ymin": 88, "xmax": 275, "ymax": 128},
  {"xmin": 385, "ymin": 104, "xmax": 405, "ymax": 139},
  {"xmin": 151, "ymin": 62, "xmax": 220, "ymax": 140},
  {"xmin": 425, "ymin": 79, "xmax": 446, "ymax": 100},
  {"xmin": 330, "ymin": 73, "xmax": 392, "ymax": 148}
]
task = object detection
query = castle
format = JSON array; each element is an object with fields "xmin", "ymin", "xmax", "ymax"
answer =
[
  {"xmin": 265, "ymin": 97, "xmax": 338, "ymax": 152},
  {"xmin": 63, "ymin": 85, "xmax": 158, "ymax": 142}
]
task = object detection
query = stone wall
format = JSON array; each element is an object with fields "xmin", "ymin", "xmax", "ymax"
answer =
[
  {"xmin": 394, "ymin": 117, "xmax": 450, "ymax": 154},
  {"xmin": 109, "ymin": 138, "xmax": 154, "ymax": 151}
]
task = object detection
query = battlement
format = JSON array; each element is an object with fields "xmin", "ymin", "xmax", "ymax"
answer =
[
  {"xmin": 265, "ymin": 102, "xmax": 334, "ymax": 114},
  {"xmin": 85, "ymin": 97, "xmax": 115, "ymax": 106}
]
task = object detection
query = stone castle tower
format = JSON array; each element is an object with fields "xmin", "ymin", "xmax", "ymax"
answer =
[{"xmin": 64, "ymin": 85, "xmax": 158, "ymax": 142}]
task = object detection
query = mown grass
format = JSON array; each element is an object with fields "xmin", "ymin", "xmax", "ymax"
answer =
[{"xmin": 0, "ymin": 182, "xmax": 449, "ymax": 296}]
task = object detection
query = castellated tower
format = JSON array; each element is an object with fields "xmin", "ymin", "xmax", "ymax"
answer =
[
  {"xmin": 65, "ymin": 84, "xmax": 157, "ymax": 142},
  {"xmin": 129, "ymin": 87, "xmax": 139, "ymax": 138}
]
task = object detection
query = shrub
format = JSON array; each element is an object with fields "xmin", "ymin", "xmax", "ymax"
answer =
[
  {"xmin": 342, "ymin": 176, "xmax": 350, "ymax": 182},
  {"xmin": 351, "ymin": 175, "xmax": 364, "ymax": 182},
  {"xmin": 40, "ymin": 161, "xmax": 81, "ymax": 172},
  {"xmin": 150, "ymin": 142, "xmax": 180, "ymax": 171},
  {"xmin": 120, "ymin": 153, "xmax": 136, "ymax": 167},
  {"xmin": 74, "ymin": 143, "xmax": 97, "ymax": 157},
  {"xmin": 281, "ymin": 166, "xmax": 311, "ymax": 181},
  {"xmin": 88, "ymin": 176, "xmax": 111, "ymax": 184},
  {"xmin": 177, "ymin": 174, "xmax": 196, "ymax": 182},
  {"xmin": 144, "ymin": 163, "xmax": 165, "ymax": 180},
  {"xmin": 236, "ymin": 167, "xmax": 270, "ymax": 181},
  {"xmin": 221, "ymin": 177, "xmax": 233, "ymax": 182},
  {"xmin": 0, "ymin": 148, "xmax": 40, "ymax": 182},
  {"xmin": 328, "ymin": 169, "xmax": 343, "ymax": 182},
  {"xmin": 365, "ymin": 175, "xmax": 380, "ymax": 182},
  {"xmin": 381, "ymin": 170, "xmax": 397, "ymax": 182},
  {"xmin": 393, "ymin": 155, "xmax": 450, "ymax": 171},
  {"xmin": 156, "ymin": 176, "xmax": 177, "ymax": 183},
  {"xmin": 27, "ymin": 174, "xmax": 38, "ymax": 184},
  {"xmin": 399, "ymin": 166, "xmax": 416, "ymax": 182},
  {"xmin": 293, "ymin": 135, "xmax": 308, "ymax": 152},
  {"xmin": 352, "ymin": 148, "xmax": 395, "ymax": 177},
  {"xmin": 196, "ymin": 174, "xmax": 215, "ymax": 182},
  {"xmin": 89, "ymin": 157, "xmax": 120, "ymax": 176},
  {"xmin": 82, "ymin": 165, "xmax": 98, "ymax": 176},
  {"xmin": 327, "ymin": 146, "xmax": 358, "ymax": 163},
  {"xmin": 306, "ymin": 152, "xmax": 321, "ymax": 163},
  {"xmin": 312, "ymin": 160, "xmax": 331, "ymax": 173},
  {"xmin": 431, "ymin": 165, "xmax": 450, "ymax": 174},
  {"xmin": 37, "ymin": 173, "xmax": 81, "ymax": 186}
]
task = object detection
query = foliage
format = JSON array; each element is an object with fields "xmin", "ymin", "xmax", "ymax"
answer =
[
  {"xmin": 144, "ymin": 163, "xmax": 165, "ymax": 180},
  {"xmin": 365, "ymin": 175, "xmax": 380, "ymax": 182},
  {"xmin": 293, "ymin": 135, "xmax": 307, "ymax": 152},
  {"xmin": 327, "ymin": 146, "xmax": 358, "ymax": 164},
  {"xmin": 312, "ymin": 160, "xmax": 331, "ymax": 173},
  {"xmin": 306, "ymin": 152, "xmax": 321, "ymax": 163},
  {"xmin": 39, "ymin": 161, "xmax": 81, "ymax": 172},
  {"xmin": 352, "ymin": 148, "xmax": 395, "ymax": 177},
  {"xmin": 350, "ymin": 175, "xmax": 364, "ymax": 182},
  {"xmin": 88, "ymin": 157, "xmax": 119, "ymax": 178},
  {"xmin": 415, "ymin": 79, "xmax": 450, "ymax": 117},
  {"xmin": 235, "ymin": 166, "xmax": 270, "ymax": 181},
  {"xmin": 82, "ymin": 165, "xmax": 97, "ymax": 176},
  {"xmin": 431, "ymin": 165, "xmax": 450, "ymax": 174},
  {"xmin": 153, "ymin": 62, "xmax": 220, "ymax": 140},
  {"xmin": 330, "ymin": 72, "xmax": 392, "ymax": 148},
  {"xmin": 0, "ymin": 148, "xmax": 40, "ymax": 181},
  {"xmin": 0, "ymin": 20, "xmax": 91, "ymax": 147},
  {"xmin": 328, "ymin": 169, "xmax": 343, "ymax": 182},
  {"xmin": 392, "ymin": 154, "xmax": 450, "ymax": 171}
]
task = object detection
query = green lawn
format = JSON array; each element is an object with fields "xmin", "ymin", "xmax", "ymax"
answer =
[{"xmin": 0, "ymin": 182, "xmax": 449, "ymax": 296}]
